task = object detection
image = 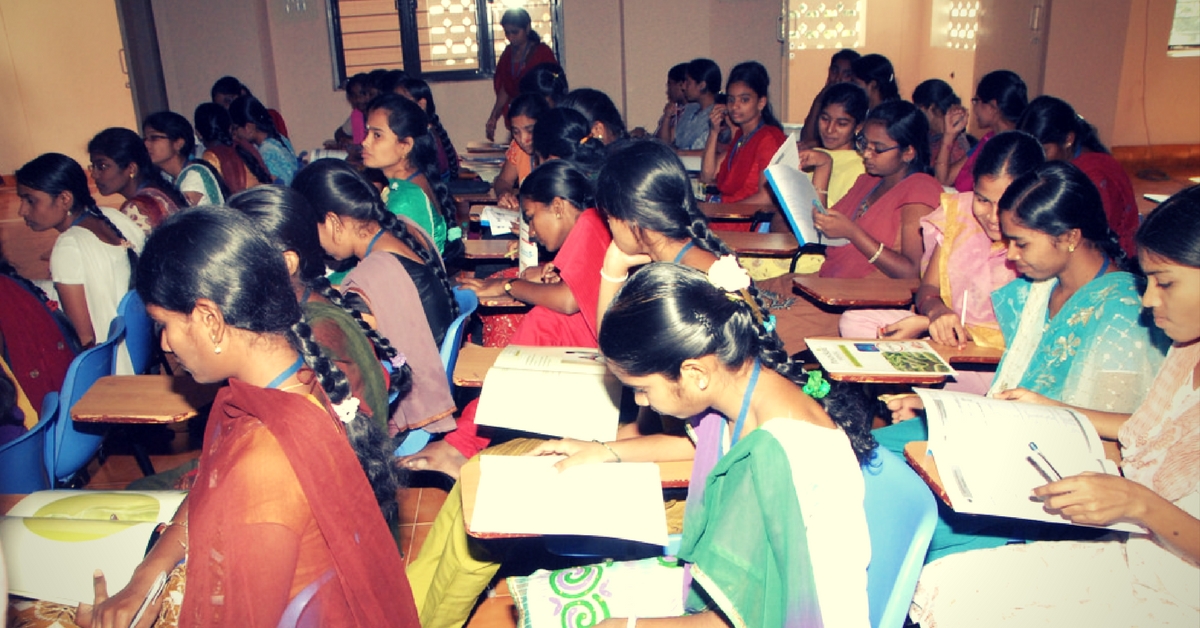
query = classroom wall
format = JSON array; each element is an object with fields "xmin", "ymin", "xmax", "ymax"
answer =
[
  {"xmin": 1112, "ymin": 0, "xmax": 1200, "ymax": 146},
  {"xmin": 1041, "ymin": 0, "xmax": 1131, "ymax": 147}
]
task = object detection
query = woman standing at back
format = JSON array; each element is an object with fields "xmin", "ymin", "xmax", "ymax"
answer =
[{"xmin": 485, "ymin": 7, "xmax": 557, "ymax": 141}]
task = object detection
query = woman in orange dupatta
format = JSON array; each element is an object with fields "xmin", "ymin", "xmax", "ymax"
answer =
[{"xmin": 79, "ymin": 208, "xmax": 417, "ymax": 628}]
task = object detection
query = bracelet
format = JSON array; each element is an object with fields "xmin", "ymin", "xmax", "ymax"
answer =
[
  {"xmin": 599, "ymin": 268, "xmax": 629, "ymax": 283},
  {"xmin": 594, "ymin": 440, "xmax": 622, "ymax": 463},
  {"xmin": 866, "ymin": 241, "xmax": 886, "ymax": 264},
  {"xmin": 916, "ymin": 293, "xmax": 942, "ymax": 315},
  {"xmin": 167, "ymin": 520, "xmax": 188, "ymax": 553}
]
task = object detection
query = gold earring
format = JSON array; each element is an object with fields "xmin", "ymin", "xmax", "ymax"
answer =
[
  {"xmin": 1068, "ymin": 244, "xmax": 1076, "ymax": 253},
  {"xmin": 211, "ymin": 336, "xmax": 222, "ymax": 354},
  {"xmin": 698, "ymin": 379, "xmax": 708, "ymax": 391}
]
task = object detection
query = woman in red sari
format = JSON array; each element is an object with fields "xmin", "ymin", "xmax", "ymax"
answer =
[
  {"xmin": 699, "ymin": 61, "xmax": 786, "ymax": 209},
  {"xmin": 484, "ymin": 7, "xmax": 557, "ymax": 141},
  {"xmin": 79, "ymin": 208, "xmax": 417, "ymax": 628}
]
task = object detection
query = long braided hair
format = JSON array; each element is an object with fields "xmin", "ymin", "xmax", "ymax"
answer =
[
  {"xmin": 142, "ymin": 110, "xmax": 232, "ymax": 202},
  {"xmin": 15, "ymin": 153, "xmax": 139, "ymax": 287},
  {"xmin": 291, "ymin": 159, "xmax": 460, "ymax": 322},
  {"xmin": 596, "ymin": 141, "xmax": 872, "ymax": 436},
  {"xmin": 87, "ymin": 128, "xmax": 188, "ymax": 208},
  {"xmin": 194, "ymin": 103, "xmax": 275, "ymax": 187},
  {"xmin": 135, "ymin": 207, "xmax": 404, "ymax": 528},
  {"xmin": 401, "ymin": 77, "xmax": 460, "ymax": 181}
]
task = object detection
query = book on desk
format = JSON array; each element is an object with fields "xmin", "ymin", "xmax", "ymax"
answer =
[
  {"xmin": 475, "ymin": 345, "xmax": 623, "ymax": 442},
  {"xmin": 2, "ymin": 490, "xmax": 188, "ymax": 605},
  {"xmin": 807, "ymin": 338, "xmax": 957, "ymax": 378},
  {"xmin": 911, "ymin": 388, "xmax": 1142, "ymax": 533}
]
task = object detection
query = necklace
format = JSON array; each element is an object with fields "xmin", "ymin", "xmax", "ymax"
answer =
[
  {"xmin": 855, "ymin": 180, "xmax": 883, "ymax": 220},
  {"xmin": 265, "ymin": 355, "xmax": 305, "ymax": 389},
  {"xmin": 723, "ymin": 359, "xmax": 762, "ymax": 456}
]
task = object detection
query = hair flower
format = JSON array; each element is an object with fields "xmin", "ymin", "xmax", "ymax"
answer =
[
  {"xmin": 390, "ymin": 353, "xmax": 407, "ymax": 369},
  {"xmin": 707, "ymin": 255, "xmax": 751, "ymax": 293},
  {"xmin": 802, "ymin": 371, "xmax": 831, "ymax": 400},
  {"xmin": 333, "ymin": 396, "xmax": 361, "ymax": 424}
]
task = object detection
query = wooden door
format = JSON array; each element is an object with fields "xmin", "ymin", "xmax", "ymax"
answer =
[{"xmin": 974, "ymin": 0, "xmax": 1050, "ymax": 94}]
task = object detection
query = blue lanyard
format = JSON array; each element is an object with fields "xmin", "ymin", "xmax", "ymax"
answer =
[
  {"xmin": 266, "ymin": 355, "xmax": 305, "ymax": 389},
  {"xmin": 70, "ymin": 210, "xmax": 89, "ymax": 228},
  {"xmin": 725, "ymin": 122, "xmax": 764, "ymax": 174},
  {"xmin": 1093, "ymin": 255, "xmax": 1110, "ymax": 281},
  {"xmin": 725, "ymin": 359, "xmax": 761, "ymax": 454},
  {"xmin": 365, "ymin": 229, "xmax": 385, "ymax": 257},
  {"xmin": 673, "ymin": 241, "xmax": 694, "ymax": 264}
]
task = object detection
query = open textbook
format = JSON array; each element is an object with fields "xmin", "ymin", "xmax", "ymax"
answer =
[
  {"xmin": 914, "ymin": 388, "xmax": 1142, "ymax": 532},
  {"xmin": 470, "ymin": 455, "xmax": 669, "ymax": 546},
  {"xmin": 807, "ymin": 338, "xmax": 957, "ymax": 378},
  {"xmin": 475, "ymin": 345, "xmax": 622, "ymax": 442},
  {"xmin": 764, "ymin": 161, "xmax": 851, "ymax": 247},
  {"xmin": 2, "ymin": 490, "xmax": 188, "ymax": 605}
]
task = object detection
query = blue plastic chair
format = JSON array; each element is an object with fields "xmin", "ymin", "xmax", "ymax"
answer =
[
  {"xmin": 862, "ymin": 447, "xmax": 938, "ymax": 628},
  {"xmin": 276, "ymin": 569, "xmax": 332, "ymax": 628},
  {"xmin": 395, "ymin": 288, "xmax": 479, "ymax": 458},
  {"xmin": 44, "ymin": 317, "xmax": 126, "ymax": 486},
  {"xmin": 117, "ymin": 290, "xmax": 155, "ymax": 375},
  {"xmin": 0, "ymin": 393, "xmax": 59, "ymax": 493}
]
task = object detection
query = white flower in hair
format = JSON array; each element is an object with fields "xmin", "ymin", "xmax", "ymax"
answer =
[
  {"xmin": 707, "ymin": 255, "xmax": 751, "ymax": 293},
  {"xmin": 333, "ymin": 396, "xmax": 361, "ymax": 424}
]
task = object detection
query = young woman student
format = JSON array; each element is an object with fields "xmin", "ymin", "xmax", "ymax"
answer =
[
  {"xmin": 908, "ymin": 185, "xmax": 1200, "ymax": 627},
  {"xmin": 912, "ymin": 78, "xmax": 972, "ymax": 188},
  {"xmin": 757, "ymin": 100, "xmax": 942, "ymax": 354},
  {"xmin": 523, "ymin": 262, "xmax": 876, "ymax": 626},
  {"xmin": 699, "ymin": 60, "xmax": 786, "ymax": 206},
  {"xmin": 876, "ymin": 161, "xmax": 1169, "ymax": 564},
  {"xmin": 292, "ymin": 159, "xmax": 457, "ymax": 441},
  {"xmin": 77, "ymin": 208, "xmax": 417, "ymax": 627},
  {"xmin": 485, "ymin": 7, "xmax": 557, "ymax": 141},
  {"xmin": 793, "ymin": 81, "xmax": 870, "ymax": 208},
  {"xmin": 558, "ymin": 88, "xmax": 629, "ymax": 147},
  {"xmin": 671, "ymin": 58, "xmax": 722, "ymax": 150},
  {"xmin": 492, "ymin": 93, "xmax": 548, "ymax": 208},
  {"xmin": 87, "ymin": 127, "xmax": 185, "ymax": 234},
  {"xmin": 230, "ymin": 95, "xmax": 298, "ymax": 185},
  {"xmin": 839, "ymin": 131, "xmax": 1042, "ymax": 393},
  {"xmin": 399, "ymin": 77, "xmax": 460, "ymax": 183},
  {"xmin": 944, "ymin": 70, "xmax": 1028, "ymax": 192},
  {"xmin": 16, "ymin": 154, "xmax": 145, "ymax": 357},
  {"xmin": 799, "ymin": 48, "xmax": 860, "ymax": 148},
  {"xmin": 142, "ymin": 111, "xmax": 230, "ymax": 206},
  {"xmin": 194, "ymin": 102, "xmax": 272, "ymax": 194},
  {"xmin": 1019, "ymin": 95, "xmax": 1140, "ymax": 258}
]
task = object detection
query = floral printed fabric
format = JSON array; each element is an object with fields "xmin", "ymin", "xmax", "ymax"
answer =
[{"xmin": 510, "ymin": 557, "xmax": 685, "ymax": 628}]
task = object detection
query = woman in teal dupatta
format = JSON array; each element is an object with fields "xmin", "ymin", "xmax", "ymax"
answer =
[
  {"xmin": 525, "ymin": 261, "xmax": 878, "ymax": 627},
  {"xmin": 875, "ymin": 161, "xmax": 1169, "ymax": 563}
]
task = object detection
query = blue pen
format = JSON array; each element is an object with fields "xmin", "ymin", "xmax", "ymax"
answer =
[{"xmin": 1028, "ymin": 442, "xmax": 1063, "ymax": 481}]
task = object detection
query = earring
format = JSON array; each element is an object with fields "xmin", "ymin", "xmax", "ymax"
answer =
[
  {"xmin": 211, "ymin": 335, "xmax": 222, "ymax": 354},
  {"xmin": 697, "ymin": 379, "xmax": 708, "ymax": 391},
  {"xmin": 1068, "ymin": 244, "xmax": 1076, "ymax": 253}
]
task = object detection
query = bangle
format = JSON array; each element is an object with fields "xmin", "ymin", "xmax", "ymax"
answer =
[
  {"xmin": 599, "ymin": 268, "xmax": 629, "ymax": 283},
  {"xmin": 916, "ymin": 293, "xmax": 942, "ymax": 315},
  {"xmin": 866, "ymin": 241, "xmax": 886, "ymax": 264},
  {"xmin": 594, "ymin": 440, "xmax": 622, "ymax": 463}
]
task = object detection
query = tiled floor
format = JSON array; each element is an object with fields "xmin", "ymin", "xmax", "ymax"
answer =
[{"xmin": 86, "ymin": 445, "xmax": 518, "ymax": 626}]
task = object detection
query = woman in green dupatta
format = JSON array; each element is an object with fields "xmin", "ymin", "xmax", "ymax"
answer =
[
  {"xmin": 531, "ymin": 261, "xmax": 877, "ymax": 627},
  {"xmin": 875, "ymin": 161, "xmax": 1169, "ymax": 563}
]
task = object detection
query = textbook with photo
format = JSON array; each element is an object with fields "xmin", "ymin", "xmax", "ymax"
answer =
[
  {"xmin": 914, "ymin": 388, "xmax": 1142, "ymax": 532},
  {"xmin": 764, "ymin": 161, "xmax": 850, "ymax": 247},
  {"xmin": 806, "ymin": 338, "xmax": 957, "ymax": 377},
  {"xmin": 2, "ymin": 490, "xmax": 188, "ymax": 605},
  {"xmin": 475, "ymin": 345, "xmax": 622, "ymax": 442}
]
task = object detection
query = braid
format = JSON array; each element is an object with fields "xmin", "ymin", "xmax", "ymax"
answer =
[
  {"xmin": 0, "ymin": 258, "xmax": 50, "ymax": 304},
  {"xmin": 85, "ymin": 205, "xmax": 139, "ymax": 289},
  {"xmin": 1099, "ymin": 229, "xmax": 1131, "ymax": 273},
  {"xmin": 288, "ymin": 317, "xmax": 403, "ymax": 528},
  {"xmin": 429, "ymin": 114, "xmax": 460, "ymax": 179},
  {"xmin": 425, "ymin": 167, "xmax": 460, "ymax": 237},
  {"xmin": 235, "ymin": 141, "xmax": 274, "ymax": 185},
  {"xmin": 187, "ymin": 158, "xmax": 233, "ymax": 200},
  {"xmin": 310, "ymin": 276, "xmax": 414, "ymax": 400},
  {"xmin": 377, "ymin": 211, "xmax": 460, "ymax": 319}
]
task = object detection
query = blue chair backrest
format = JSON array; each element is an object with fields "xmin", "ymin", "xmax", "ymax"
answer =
[
  {"xmin": 862, "ymin": 447, "xmax": 938, "ymax": 628},
  {"xmin": 440, "ymin": 288, "xmax": 479, "ymax": 386},
  {"xmin": 0, "ymin": 392, "xmax": 59, "ymax": 493},
  {"xmin": 44, "ymin": 317, "xmax": 126, "ymax": 485},
  {"xmin": 118, "ymin": 290, "xmax": 155, "ymax": 374},
  {"xmin": 276, "ymin": 569, "xmax": 333, "ymax": 628}
]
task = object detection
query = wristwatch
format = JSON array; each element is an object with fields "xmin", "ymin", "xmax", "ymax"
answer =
[{"xmin": 503, "ymin": 280, "xmax": 514, "ymax": 296}]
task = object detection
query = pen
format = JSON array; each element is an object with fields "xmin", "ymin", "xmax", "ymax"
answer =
[
  {"xmin": 960, "ymin": 289, "xmax": 968, "ymax": 327},
  {"xmin": 129, "ymin": 570, "xmax": 168, "ymax": 628},
  {"xmin": 1028, "ymin": 442, "xmax": 1063, "ymax": 481}
]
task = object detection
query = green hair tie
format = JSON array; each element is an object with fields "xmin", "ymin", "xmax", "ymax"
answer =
[{"xmin": 803, "ymin": 370, "xmax": 831, "ymax": 399}]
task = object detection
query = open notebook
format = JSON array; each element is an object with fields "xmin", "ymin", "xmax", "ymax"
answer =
[{"xmin": 764, "ymin": 158, "xmax": 850, "ymax": 248}]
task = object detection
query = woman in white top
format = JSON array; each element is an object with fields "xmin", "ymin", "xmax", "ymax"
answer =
[
  {"xmin": 143, "ymin": 111, "xmax": 229, "ymax": 206},
  {"xmin": 15, "ymin": 154, "xmax": 145, "ymax": 352},
  {"xmin": 909, "ymin": 186, "xmax": 1200, "ymax": 626}
]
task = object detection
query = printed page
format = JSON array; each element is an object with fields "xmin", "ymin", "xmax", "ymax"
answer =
[
  {"xmin": 917, "ymin": 388, "xmax": 1140, "ymax": 532},
  {"xmin": 807, "ymin": 339, "xmax": 956, "ymax": 377},
  {"xmin": 764, "ymin": 164, "xmax": 849, "ymax": 247},
  {"xmin": 491, "ymin": 345, "xmax": 612, "ymax": 375},
  {"xmin": 6, "ymin": 490, "xmax": 187, "ymax": 522},
  {"xmin": 470, "ymin": 455, "xmax": 669, "ymax": 546},
  {"xmin": 475, "ymin": 362, "xmax": 621, "ymax": 442},
  {"xmin": 769, "ymin": 131, "xmax": 802, "ymax": 169},
  {"xmin": 479, "ymin": 205, "xmax": 520, "ymax": 236},
  {"xmin": 518, "ymin": 214, "xmax": 537, "ymax": 274}
]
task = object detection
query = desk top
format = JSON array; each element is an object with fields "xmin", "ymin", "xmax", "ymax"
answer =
[
  {"xmin": 721, "ymin": 231, "xmax": 799, "ymax": 256},
  {"xmin": 903, "ymin": 441, "xmax": 951, "ymax": 506},
  {"xmin": 793, "ymin": 275, "xmax": 919, "ymax": 307},
  {"xmin": 464, "ymin": 239, "xmax": 515, "ymax": 260},
  {"xmin": 460, "ymin": 438, "xmax": 693, "ymax": 539},
  {"xmin": 699, "ymin": 202, "xmax": 774, "ymax": 221},
  {"xmin": 453, "ymin": 344, "xmax": 503, "ymax": 387},
  {"xmin": 1, "ymin": 493, "xmax": 24, "ymax": 515},
  {"xmin": 72, "ymin": 374, "xmax": 220, "ymax": 424},
  {"xmin": 805, "ymin": 336, "xmax": 1000, "ymax": 384}
]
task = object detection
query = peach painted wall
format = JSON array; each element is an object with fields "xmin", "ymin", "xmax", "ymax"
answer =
[
  {"xmin": 1112, "ymin": 0, "xmax": 1200, "ymax": 146},
  {"xmin": 1041, "ymin": 0, "xmax": 1131, "ymax": 146}
]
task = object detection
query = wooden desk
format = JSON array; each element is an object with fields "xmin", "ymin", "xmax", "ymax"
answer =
[
  {"xmin": 806, "ymin": 337, "xmax": 998, "ymax": 385},
  {"xmin": 793, "ymin": 275, "xmax": 919, "ymax": 307},
  {"xmin": 460, "ymin": 438, "xmax": 693, "ymax": 538},
  {"xmin": 698, "ymin": 201, "xmax": 774, "ymax": 221},
  {"xmin": 455, "ymin": 190, "xmax": 498, "ymax": 221},
  {"xmin": 934, "ymin": 342, "xmax": 1004, "ymax": 365},
  {"xmin": 464, "ymin": 239, "xmax": 515, "ymax": 260},
  {"xmin": 721, "ymin": 231, "xmax": 799, "ymax": 257},
  {"xmin": 71, "ymin": 374, "xmax": 220, "ymax": 424},
  {"xmin": 453, "ymin": 344, "xmax": 504, "ymax": 387},
  {"xmin": 465, "ymin": 141, "xmax": 508, "ymax": 154},
  {"xmin": 903, "ymin": 441, "xmax": 951, "ymax": 505}
]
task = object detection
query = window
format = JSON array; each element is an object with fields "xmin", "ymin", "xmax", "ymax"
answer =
[
  {"xmin": 930, "ymin": 1, "xmax": 979, "ymax": 51},
  {"xmin": 325, "ymin": 0, "xmax": 562, "ymax": 87},
  {"xmin": 784, "ymin": 1, "xmax": 866, "ymax": 56},
  {"xmin": 1169, "ymin": 0, "xmax": 1199, "ymax": 57}
]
